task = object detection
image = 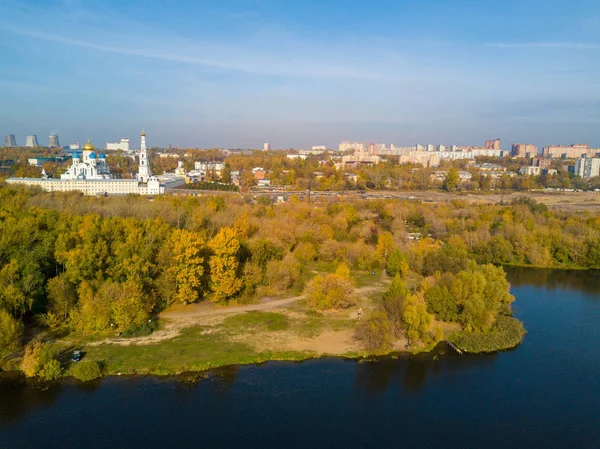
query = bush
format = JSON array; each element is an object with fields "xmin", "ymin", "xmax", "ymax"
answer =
[
  {"xmin": 452, "ymin": 316, "xmax": 525, "ymax": 353},
  {"xmin": 355, "ymin": 311, "xmax": 394, "ymax": 353},
  {"xmin": 38, "ymin": 359, "xmax": 62, "ymax": 381},
  {"xmin": 120, "ymin": 319, "xmax": 159, "ymax": 338},
  {"xmin": 70, "ymin": 360, "xmax": 103, "ymax": 382}
]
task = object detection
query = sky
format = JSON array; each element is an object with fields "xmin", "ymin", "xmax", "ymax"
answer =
[{"xmin": 0, "ymin": 0, "xmax": 599, "ymax": 149}]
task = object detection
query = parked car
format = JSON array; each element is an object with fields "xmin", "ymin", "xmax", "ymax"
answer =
[{"xmin": 71, "ymin": 350, "xmax": 82, "ymax": 362}]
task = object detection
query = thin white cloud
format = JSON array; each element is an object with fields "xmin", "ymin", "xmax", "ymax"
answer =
[
  {"xmin": 485, "ymin": 42, "xmax": 600, "ymax": 49},
  {"xmin": 0, "ymin": 23, "xmax": 391, "ymax": 81}
]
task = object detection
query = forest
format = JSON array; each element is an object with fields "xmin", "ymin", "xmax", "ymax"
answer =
[{"xmin": 1, "ymin": 184, "xmax": 599, "ymax": 378}]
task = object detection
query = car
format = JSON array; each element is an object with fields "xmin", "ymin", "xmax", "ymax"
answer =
[{"xmin": 71, "ymin": 350, "xmax": 82, "ymax": 362}]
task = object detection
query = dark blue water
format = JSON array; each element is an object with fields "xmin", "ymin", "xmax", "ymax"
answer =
[{"xmin": 1, "ymin": 268, "xmax": 599, "ymax": 448}]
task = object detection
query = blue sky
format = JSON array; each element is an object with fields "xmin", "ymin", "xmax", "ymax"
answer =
[{"xmin": 1, "ymin": 0, "xmax": 599, "ymax": 149}]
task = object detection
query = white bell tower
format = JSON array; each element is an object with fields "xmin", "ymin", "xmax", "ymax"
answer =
[{"xmin": 137, "ymin": 130, "xmax": 150, "ymax": 183}]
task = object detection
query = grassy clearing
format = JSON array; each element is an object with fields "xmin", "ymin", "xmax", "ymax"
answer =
[{"xmin": 83, "ymin": 325, "xmax": 315, "ymax": 376}]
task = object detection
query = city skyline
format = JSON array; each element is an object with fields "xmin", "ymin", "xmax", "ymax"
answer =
[{"xmin": 1, "ymin": 0, "xmax": 599, "ymax": 148}]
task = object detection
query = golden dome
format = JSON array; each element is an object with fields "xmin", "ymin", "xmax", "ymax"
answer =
[
  {"xmin": 141, "ymin": 129, "xmax": 146, "ymax": 137},
  {"xmin": 83, "ymin": 139, "xmax": 95, "ymax": 151}
]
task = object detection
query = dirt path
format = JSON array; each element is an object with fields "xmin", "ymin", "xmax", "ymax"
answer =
[
  {"xmin": 161, "ymin": 295, "xmax": 305, "ymax": 319},
  {"xmin": 87, "ymin": 282, "xmax": 389, "ymax": 348}
]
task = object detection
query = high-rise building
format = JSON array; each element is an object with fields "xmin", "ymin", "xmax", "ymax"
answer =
[
  {"xmin": 4, "ymin": 135, "xmax": 17, "ymax": 147},
  {"xmin": 25, "ymin": 135, "xmax": 39, "ymax": 148},
  {"xmin": 106, "ymin": 138, "xmax": 130, "ymax": 151},
  {"xmin": 511, "ymin": 143, "xmax": 537, "ymax": 158},
  {"xmin": 542, "ymin": 144, "xmax": 590, "ymax": 159},
  {"xmin": 339, "ymin": 141, "xmax": 366, "ymax": 152},
  {"xmin": 48, "ymin": 135, "xmax": 60, "ymax": 148},
  {"xmin": 574, "ymin": 157, "xmax": 600, "ymax": 178},
  {"xmin": 485, "ymin": 139, "xmax": 501, "ymax": 150},
  {"xmin": 263, "ymin": 143, "xmax": 271, "ymax": 151}
]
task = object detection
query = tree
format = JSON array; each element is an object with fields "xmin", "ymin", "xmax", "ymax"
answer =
[
  {"xmin": 386, "ymin": 249, "xmax": 409, "ymax": 277},
  {"xmin": 376, "ymin": 231, "xmax": 395, "ymax": 260},
  {"xmin": 38, "ymin": 359, "xmax": 62, "ymax": 381},
  {"xmin": 305, "ymin": 273, "xmax": 356, "ymax": 311},
  {"xmin": 21, "ymin": 341, "xmax": 44, "ymax": 377},
  {"xmin": 335, "ymin": 262, "xmax": 351, "ymax": 279},
  {"xmin": 209, "ymin": 227, "xmax": 243, "ymax": 302},
  {"xmin": 355, "ymin": 310, "xmax": 394, "ymax": 352},
  {"xmin": 402, "ymin": 292, "xmax": 432, "ymax": 344},
  {"xmin": 382, "ymin": 275, "xmax": 408, "ymax": 333},
  {"xmin": 168, "ymin": 229, "xmax": 207, "ymax": 304},
  {"xmin": 444, "ymin": 168, "xmax": 459, "ymax": 191},
  {"xmin": 45, "ymin": 275, "xmax": 77, "ymax": 327},
  {"xmin": 0, "ymin": 309, "xmax": 23, "ymax": 355}
]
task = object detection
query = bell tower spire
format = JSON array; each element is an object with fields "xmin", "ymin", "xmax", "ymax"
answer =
[{"xmin": 137, "ymin": 129, "xmax": 150, "ymax": 183}]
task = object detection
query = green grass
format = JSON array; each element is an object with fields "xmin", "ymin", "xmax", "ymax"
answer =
[
  {"xmin": 222, "ymin": 311, "xmax": 290, "ymax": 332},
  {"xmin": 83, "ymin": 325, "xmax": 314, "ymax": 375}
]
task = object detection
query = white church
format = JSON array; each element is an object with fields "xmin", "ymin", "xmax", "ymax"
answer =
[{"xmin": 7, "ymin": 131, "xmax": 181, "ymax": 195}]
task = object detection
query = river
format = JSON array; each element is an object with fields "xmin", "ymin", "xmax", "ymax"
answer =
[{"xmin": 1, "ymin": 267, "xmax": 599, "ymax": 448}]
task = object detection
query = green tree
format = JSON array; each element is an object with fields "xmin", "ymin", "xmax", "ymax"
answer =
[
  {"xmin": 0, "ymin": 309, "xmax": 23, "ymax": 355},
  {"xmin": 386, "ymin": 249, "xmax": 409, "ymax": 277},
  {"xmin": 38, "ymin": 359, "xmax": 62, "ymax": 381},
  {"xmin": 45, "ymin": 274, "xmax": 77, "ymax": 327},
  {"xmin": 402, "ymin": 293, "xmax": 432, "ymax": 344},
  {"xmin": 444, "ymin": 168, "xmax": 459, "ymax": 191},
  {"xmin": 382, "ymin": 275, "xmax": 408, "ymax": 334},
  {"xmin": 355, "ymin": 310, "xmax": 394, "ymax": 352}
]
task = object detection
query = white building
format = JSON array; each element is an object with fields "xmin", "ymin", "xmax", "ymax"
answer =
[
  {"xmin": 7, "ymin": 132, "xmax": 172, "ymax": 195},
  {"xmin": 105, "ymin": 138, "xmax": 130, "ymax": 151},
  {"xmin": 574, "ymin": 157, "xmax": 600, "ymax": 178},
  {"xmin": 61, "ymin": 140, "xmax": 112, "ymax": 180},
  {"xmin": 339, "ymin": 141, "xmax": 366, "ymax": 152},
  {"xmin": 263, "ymin": 143, "xmax": 271, "ymax": 151}
]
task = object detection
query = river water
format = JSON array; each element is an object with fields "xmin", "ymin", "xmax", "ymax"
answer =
[{"xmin": 1, "ymin": 268, "xmax": 599, "ymax": 448}]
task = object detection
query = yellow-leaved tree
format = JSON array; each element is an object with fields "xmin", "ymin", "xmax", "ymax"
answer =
[
  {"xmin": 169, "ymin": 229, "xmax": 207, "ymax": 304},
  {"xmin": 208, "ymin": 227, "xmax": 243, "ymax": 303}
]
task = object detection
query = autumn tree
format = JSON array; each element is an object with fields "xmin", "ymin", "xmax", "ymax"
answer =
[
  {"xmin": 444, "ymin": 168, "xmax": 459, "ymax": 191},
  {"xmin": 305, "ymin": 273, "xmax": 356, "ymax": 311},
  {"xmin": 209, "ymin": 227, "xmax": 243, "ymax": 303},
  {"xmin": 402, "ymin": 292, "xmax": 432, "ymax": 344},
  {"xmin": 167, "ymin": 229, "xmax": 207, "ymax": 304}
]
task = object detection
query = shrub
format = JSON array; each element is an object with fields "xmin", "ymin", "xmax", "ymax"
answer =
[
  {"xmin": 355, "ymin": 310, "xmax": 394, "ymax": 353},
  {"xmin": 38, "ymin": 359, "xmax": 62, "ymax": 381},
  {"xmin": 120, "ymin": 319, "xmax": 159, "ymax": 338},
  {"xmin": 452, "ymin": 315, "xmax": 525, "ymax": 353},
  {"xmin": 70, "ymin": 360, "xmax": 103, "ymax": 382}
]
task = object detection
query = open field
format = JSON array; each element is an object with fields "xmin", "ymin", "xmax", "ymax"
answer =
[{"xmin": 365, "ymin": 190, "xmax": 600, "ymax": 212}]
